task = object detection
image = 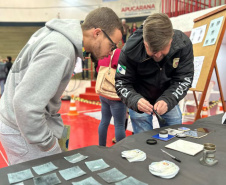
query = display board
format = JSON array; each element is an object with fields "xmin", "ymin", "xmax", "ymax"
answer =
[{"xmin": 190, "ymin": 5, "xmax": 226, "ymax": 120}]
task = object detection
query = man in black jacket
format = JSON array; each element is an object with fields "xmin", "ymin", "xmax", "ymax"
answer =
[{"xmin": 115, "ymin": 13, "xmax": 194, "ymax": 134}]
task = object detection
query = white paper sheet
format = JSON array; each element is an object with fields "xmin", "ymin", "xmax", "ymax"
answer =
[
  {"xmin": 165, "ymin": 139, "xmax": 204, "ymax": 156},
  {"xmin": 203, "ymin": 16, "xmax": 224, "ymax": 46},
  {"xmin": 192, "ymin": 56, "xmax": 205, "ymax": 88},
  {"xmin": 190, "ymin": 25, "xmax": 207, "ymax": 44}
]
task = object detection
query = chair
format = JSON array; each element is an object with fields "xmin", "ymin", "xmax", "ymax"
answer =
[{"xmin": 181, "ymin": 81, "xmax": 215, "ymax": 122}]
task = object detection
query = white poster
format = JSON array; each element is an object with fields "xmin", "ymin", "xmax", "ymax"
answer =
[
  {"xmin": 192, "ymin": 56, "xmax": 205, "ymax": 88},
  {"xmin": 203, "ymin": 16, "xmax": 224, "ymax": 46},
  {"xmin": 190, "ymin": 25, "xmax": 207, "ymax": 44}
]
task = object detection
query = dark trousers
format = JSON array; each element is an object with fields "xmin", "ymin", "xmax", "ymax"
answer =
[
  {"xmin": 122, "ymin": 35, "xmax": 127, "ymax": 44},
  {"xmin": 82, "ymin": 59, "xmax": 89, "ymax": 79}
]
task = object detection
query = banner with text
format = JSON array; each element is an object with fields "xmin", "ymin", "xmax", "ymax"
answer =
[{"xmin": 102, "ymin": 0, "xmax": 161, "ymax": 18}]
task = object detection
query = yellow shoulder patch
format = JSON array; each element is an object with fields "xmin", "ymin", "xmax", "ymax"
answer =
[{"xmin": 173, "ymin": 58, "xmax": 180, "ymax": 68}]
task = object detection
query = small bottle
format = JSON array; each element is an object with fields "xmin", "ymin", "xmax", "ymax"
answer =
[{"xmin": 159, "ymin": 130, "xmax": 168, "ymax": 138}]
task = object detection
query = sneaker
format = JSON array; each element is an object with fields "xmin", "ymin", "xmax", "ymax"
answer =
[{"xmin": 112, "ymin": 137, "xmax": 116, "ymax": 143}]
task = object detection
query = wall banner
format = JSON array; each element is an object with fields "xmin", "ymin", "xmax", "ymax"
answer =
[{"xmin": 102, "ymin": 0, "xmax": 161, "ymax": 18}]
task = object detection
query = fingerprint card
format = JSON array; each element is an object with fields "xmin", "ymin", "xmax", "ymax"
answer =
[
  {"xmin": 8, "ymin": 169, "xmax": 34, "ymax": 184},
  {"xmin": 32, "ymin": 162, "xmax": 58, "ymax": 175},
  {"xmin": 33, "ymin": 173, "xmax": 61, "ymax": 185},
  {"xmin": 64, "ymin": 153, "xmax": 88, "ymax": 163},
  {"xmin": 98, "ymin": 168, "xmax": 127, "ymax": 183},
  {"xmin": 59, "ymin": 166, "xmax": 86, "ymax": 180},
  {"xmin": 85, "ymin": 159, "xmax": 110, "ymax": 172},
  {"xmin": 14, "ymin": 183, "xmax": 24, "ymax": 185},
  {"xmin": 72, "ymin": 176, "xmax": 102, "ymax": 185},
  {"xmin": 115, "ymin": 176, "xmax": 148, "ymax": 185}
]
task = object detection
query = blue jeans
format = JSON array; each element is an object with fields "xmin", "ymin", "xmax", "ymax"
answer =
[
  {"xmin": 129, "ymin": 105, "xmax": 182, "ymax": 134},
  {"xmin": 0, "ymin": 79, "xmax": 5, "ymax": 95},
  {"xmin": 99, "ymin": 96, "xmax": 127, "ymax": 146}
]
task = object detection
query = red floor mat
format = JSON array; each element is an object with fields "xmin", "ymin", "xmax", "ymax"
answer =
[
  {"xmin": 59, "ymin": 100, "xmax": 132, "ymax": 150},
  {"xmin": 0, "ymin": 142, "xmax": 8, "ymax": 168}
]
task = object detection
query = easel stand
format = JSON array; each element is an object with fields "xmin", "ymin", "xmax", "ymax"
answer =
[{"xmin": 191, "ymin": 5, "xmax": 226, "ymax": 120}]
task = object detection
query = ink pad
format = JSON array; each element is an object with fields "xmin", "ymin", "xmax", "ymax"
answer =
[{"xmin": 146, "ymin": 139, "xmax": 157, "ymax": 145}]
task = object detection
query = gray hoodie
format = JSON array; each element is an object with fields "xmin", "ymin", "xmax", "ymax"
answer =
[{"xmin": 0, "ymin": 19, "xmax": 83, "ymax": 151}]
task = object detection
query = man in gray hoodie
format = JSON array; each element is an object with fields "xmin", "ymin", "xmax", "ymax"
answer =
[{"xmin": 0, "ymin": 7, "xmax": 123, "ymax": 165}]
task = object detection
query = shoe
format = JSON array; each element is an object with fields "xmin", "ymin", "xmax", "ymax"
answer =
[{"xmin": 112, "ymin": 137, "xmax": 116, "ymax": 143}]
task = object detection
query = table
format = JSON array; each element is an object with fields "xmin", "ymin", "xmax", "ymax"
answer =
[{"xmin": 0, "ymin": 114, "xmax": 226, "ymax": 185}]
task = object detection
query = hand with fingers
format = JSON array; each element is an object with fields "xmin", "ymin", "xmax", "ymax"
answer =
[
  {"xmin": 137, "ymin": 98, "xmax": 153, "ymax": 114},
  {"xmin": 153, "ymin": 100, "xmax": 168, "ymax": 115}
]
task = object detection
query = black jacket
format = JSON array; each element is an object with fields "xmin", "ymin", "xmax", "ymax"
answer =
[
  {"xmin": 115, "ymin": 26, "xmax": 194, "ymax": 113},
  {"xmin": 5, "ymin": 62, "xmax": 12, "ymax": 79}
]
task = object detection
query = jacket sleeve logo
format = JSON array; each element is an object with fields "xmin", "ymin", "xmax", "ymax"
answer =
[
  {"xmin": 172, "ymin": 77, "xmax": 192, "ymax": 99},
  {"xmin": 173, "ymin": 58, "xmax": 180, "ymax": 68}
]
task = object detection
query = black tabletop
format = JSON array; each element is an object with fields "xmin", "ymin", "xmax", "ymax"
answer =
[{"xmin": 0, "ymin": 114, "xmax": 226, "ymax": 185}]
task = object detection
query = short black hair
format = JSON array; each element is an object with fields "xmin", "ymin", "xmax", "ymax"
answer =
[{"xmin": 7, "ymin": 56, "xmax": 12, "ymax": 62}]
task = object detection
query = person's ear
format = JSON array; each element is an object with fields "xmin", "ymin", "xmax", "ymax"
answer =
[
  {"xmin": 144, "ymin": 41, "xmax": 149, "ymax": 50},
  {"xmin": 144, "ymin": 41, "xmax": 153, "ymax": 55},
  {"xmin": 93, "ymin": 28, "xmax": 102, "ymax": 39}
]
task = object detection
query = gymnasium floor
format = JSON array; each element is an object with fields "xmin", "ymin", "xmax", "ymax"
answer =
[{"xmin": 0, "ymin": 100, "xmax": 133, "ymax": 168}]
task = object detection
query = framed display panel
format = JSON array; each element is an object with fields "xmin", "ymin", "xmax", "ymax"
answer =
[{"xmin": 190, "ymin": 5, "xmax": 226, "ymax": 120}]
